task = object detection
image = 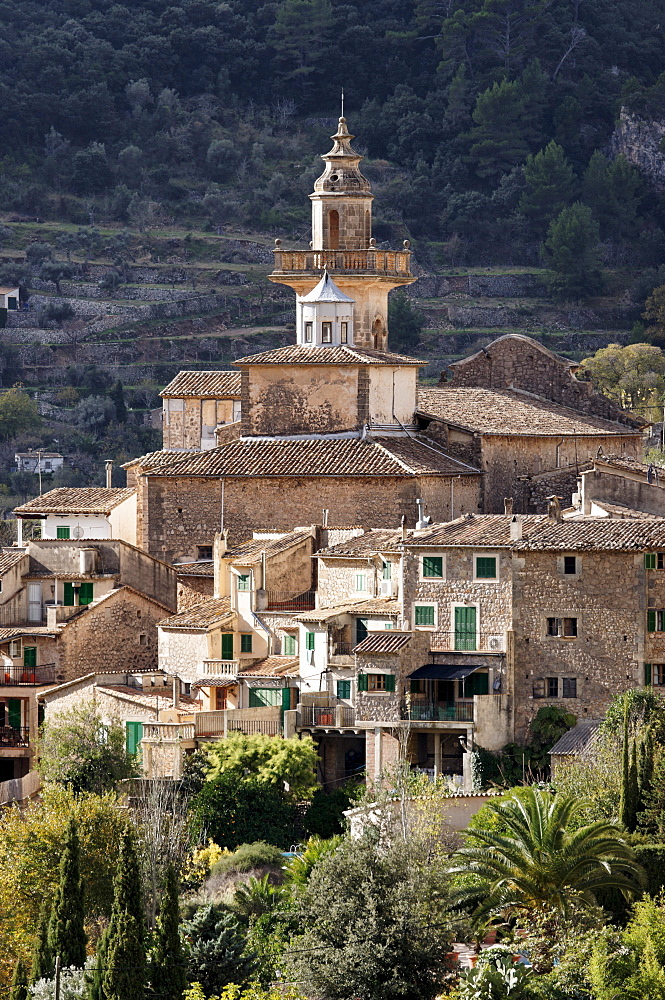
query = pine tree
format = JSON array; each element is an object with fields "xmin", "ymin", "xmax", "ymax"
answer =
[
  {"xmin": 11, "ymin": 958, "xmax": 28, "ymax": 1000},
  {"xmin": 468, "ymin": 79, "xmax": 530, "ymax": 179},
  {"xmin": 519, "ymin": 141, "xmax": 577, "ymax": 234},
  {"xmin": 100, "ymin": 831, "xmax": 146, "ymax": 1000},
  {"xmin": 30, "ymin": 901, "xmax": 53, "ymax": 983},
  {"xmin": 110, "ymin": 381, "xmax": 127, "ymax": 423},
  {"xmin": 151, "ymin": 865, "xmax": 187, "ymax": 1000},
  {"xmin": 544, "ymin": 202, "xmax": 603, "ymax": 301},
  {"xmin": 48, "ymin": 817, "xmax": 86, "ymax": 968},
  {"xmin": 181, "ymin": 904, "xmax": 257, "ymax": 994}
]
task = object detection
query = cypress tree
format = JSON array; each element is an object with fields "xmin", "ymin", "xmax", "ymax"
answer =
[
  {"xmin": 11, "ymin": 958, "xmax": 28, "ymax": 1000},
  {"xmin": 151, "ymin": 865, "xmax": 187, "ymax": 1000},
  {"xmin": 638, "ymin": 727, "xmax": 655, "ymax": 819},
  {"xmin": 628, "ymin": 740, "xmax": 639, "ymax": 832},
  {"xmin": 30, "ymin": 901, "xmax": 53, "ymax": 983},
  {"xmin": 620, "ymin": 702, "xmax": 632, "ymax": 831},
  {"xmin": 48, "ymin": 817, "xmax": 86, "ymax": 968},
  {"xmin": 101, "ymin": 830, "xmax": 146, "ymax": 1000}
]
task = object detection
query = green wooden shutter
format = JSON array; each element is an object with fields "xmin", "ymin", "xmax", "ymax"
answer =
[
  {"xmin": 455, "ymin": 606, "xmax": 477, "ymax": 650},
  {"xmin": 23, "ymin": 646, "xmax": 36, "ymax": 668},
  {"xmin": 250, "ymin": 688, "xmax": 282, "ymax": 707},
  {"xmin": 337, "ymin": 680, "xmax": 351, "ymax": 699},
  {"xmin": 306, "ymin": 632, "xmax": 315, "ymax": 651},
  {"xmin": 414, "ymin": 606, "xmax": 435, "ymax": 627},
  {"xmin": 645, "ymin": 663, "xmax": 652, "ymax": 686},
  {"xmin": 63, "ymin": 582, "xmax": 74, "ymax": 606},
  {"xmin": 221, "ymin": 633, "xmax": 234, "ymax": 660},
  {"xmin": 357, "ymin": 674, "xmax": 368, "ymax": 692},
  {"xmin": 283, "ymin": 634, "xmax": 296, "ymax": 655},
  {"xmin": 79, "ymin": 582, "xmax": 93, "ymax": 606},
  {"xmin": 382, "ymin": 561, "xmax": 392, "ymax": 580},
  {"xmin": 646, "ymin": 553, "xmax": 657, "ymax": 570},
  {"xmin": 648, "ymin": 610, "xmax": 657, "ymax": 633},
  {"xmin": 281, "ymin": 687, "xmax": 291, "ymax": 711},
  {"xmin": 385, "ymin": 674, "xmax": 396, "ymax": 692},
  {"xmin": 8, "ymin": 699, "xmax": 21, "ymax": 729},
  {"xmin": 56, "ymin": 526, "xmax": 70, "ymax": 539},
  {"xmin": 422, "ymin": 556, "xmax": 443, "ymax": 578},
  {"xmin": 471, "ymin": 672, "xmax": 489, "ymax": 695},
  {"xmin": 126, "ymin": 721, "xmax": 143, "ymax": 755},
  {"xmin": 240, "ymin": 634, "xmax": 253, "ymax": 653},
  {"xmin": 475, "ymin": 556, "xmax": 497, "ymax": 578}
]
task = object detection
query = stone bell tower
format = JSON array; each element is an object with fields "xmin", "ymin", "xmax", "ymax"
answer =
[{"xmin": 268, "ymin": 116, "xmax": 417, "ymax": 351}]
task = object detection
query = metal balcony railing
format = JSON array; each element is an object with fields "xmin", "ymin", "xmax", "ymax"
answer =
[
  {"xmin": 330, "ymin": 642, "xmax": 354, "ymax": 657},
  {"xmin": 272, "ymin": 248, "xmax": 412, "ymax": 278},
  {"xmin": 265, "ymin": 590, "xmax": 315, "ymax": 611},
  {"xmin": 406, "ymin": 702, "xmax": 474, "ymax": 723},
  {"xmin": 0, "ymin": 664, "xmax": 57, "ymax": 686},
  {"xmin": 299, "ymin": 705, "xmax": 356, "ymax": 727},
  {"xmin": 0, "ymin": 726, "xmax": 31, "ymax": 747},
  {"xmin": 430, "ymin": 632, "xmax": 506, "ymax": 653}
]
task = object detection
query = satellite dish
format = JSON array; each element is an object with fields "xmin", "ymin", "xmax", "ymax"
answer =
[{"xmin": 73, "ymin": 526, "xmax": 84, "ymax": 539}]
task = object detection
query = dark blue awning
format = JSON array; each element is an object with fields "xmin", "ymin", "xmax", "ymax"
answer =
[{"xmin": 409, "ymin": 664, "xmax": 481, "ymax": 681}]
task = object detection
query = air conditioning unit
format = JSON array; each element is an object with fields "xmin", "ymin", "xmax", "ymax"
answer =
[
  {"xmin": 488, "ymin": 637, "xmax": 503, "ymax": 651},
  {"xmin": 380, "ymin": 579, "xmax": 394, "ymax": 597}
]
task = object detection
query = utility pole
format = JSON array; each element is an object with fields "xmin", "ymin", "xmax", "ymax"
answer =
[{"xmin": 54, "ymin": 956, "xmax": 61, "ymax": 1000}]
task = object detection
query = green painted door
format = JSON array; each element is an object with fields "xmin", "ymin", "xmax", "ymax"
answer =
[
  {"xmin": 23, "ymin": 647, "xmax": 36, "ymax": 668},
  {"xmin": 63, "ymin": 582, "xmax": 74, "ymax": 606},
  {"xmin": 221, "ymin": 633, "xmax": 234, "ymax": 660},
  {"xmin": 454, "ymin": 607, "xmax": 477, "ymax": 651},
  {"xmin": 126, "ymin": 721, "xmax": 143, "ymax": 755},
  {"xmin": 8, "ymin": 699, "xmax": 21, "ymax": 729},
  {"xmin": 249, "ymin": 688, "xmax": 282, "ymax": 707},
  {"xmin": 79, "ymin": 582, "xmax": 94, "ymax": 606}
]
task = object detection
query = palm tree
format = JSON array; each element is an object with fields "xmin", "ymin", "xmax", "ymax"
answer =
[{"xmin": 450, "ymin": 787, "xmax": 643, "ymax": 960}]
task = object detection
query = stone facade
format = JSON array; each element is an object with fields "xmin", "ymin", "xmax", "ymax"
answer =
[{"xmin": 163, "ymin": 396, "xmax": 239, "ymax": 450}]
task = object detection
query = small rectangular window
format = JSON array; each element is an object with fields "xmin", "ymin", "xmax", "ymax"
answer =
[
  {"xmin": 422, "ymin": 556, "xmax": 443, "ymax": 579},
  {"xmin": 547, "ymin": 617, "xmax": 577, "ymax": 637},
  {"xmin": 306, "ymin": 632, "xmax": 315, "ymax": 651},
  {"xmin": 368, "ymin": 674, "xmax": 386, "ymax": 691},
  {"xmin": 321, "ymin": 321, "xmax": 332, "ymax": 344},
  {"xmin": 562, "ymin": 677, "xmax": 577, "ymax": 698},
  {"xmin": 138, "ymin": 633, "xmax": 147, "ymax": 647},
  {"xmin": 654, "ymin": 664, "xmax": 665, "ymax": 686},
  {"xmin": 340, "ymin": 321, "xmax": 348, "ymax": 344},
  {"xmin": 240, "ymin": 634, "xmax": 253, "ymax": 653},
  {"xmin": 283, "ymin": 634, "xmax": 296, "ymax": 655},
  {"xmin": 304, "ymin": 322, "xmax": 313, "ymax": 343},
  {"xmin": 475, "ymin": 556, "xmax": 497, "ymax": 579},
  {"xmin": 355, "ymin": 574, "xmax": 366, "ymax": 592},
  {"xmin": 563, "ymin": 617, "xmax": 577, "ymax": 637},
  {"xmin": 659, "ymin": 554, "xmax": 665, "ymax": 570},
  {"xmin": 56, "ymin": 526, "xmax": 70, "ymax": 539},
  {"xmin": 197, "ymin": 545, "xmax": 213, "ymax": 560},
  {"xmin": 547, "ymin": 677, "xmax": 559, "ymax": 698},
  {"xmin": 382, "ymin": 561, "xmax": 392, "ymax": 580},
  {"xmin": 563, "ymin": 556, "xmax": 576, "ymax": 575},
  {"xmin": 646, "ymin": 553, "xmax": 657, "ymax": 569},
  {"xmin": 337, "ymin": 679, "xmax": 351, "ymax": 699},
  {"xmin": 237, "ymin": 574, "xmax": 250, "ymax": 591},
  {"xmin": 410, "ymin": 678, "xmax": 424, "ymax": 694},
  {"xmin": 415, "ymin": 605, "xmax": 435, "ymax": 627}
]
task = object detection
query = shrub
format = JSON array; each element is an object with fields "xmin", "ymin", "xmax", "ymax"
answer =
[
  {"xmin": 303, "ymin": 788, "xmax": 354, "ymax": 839},
  {"xmin": 189, "ymin": 772, "xmax": 297, "ymax": 850},
  {"xmin": 633, "ymin": 844, "xmax": 665, "ymax": 896},
  {"xmin": 211, "ymin": 842, "xmax": 284, "ymax": 876}
]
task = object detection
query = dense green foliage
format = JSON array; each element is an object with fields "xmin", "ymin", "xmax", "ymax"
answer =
[
  {"xmin": 473, "ymin": 706, "xmax": 576, "ymax": 787},
  {"xmin": 190, "ymin": 773, "xmax": 297, "ymax": 850},
  {"xmin": 204, "ymin": 732, "xmax": 318, "ymax": 800},
  {"xmin": 38, "ymin": 704, "xmax": 139, "ymax": 794},
  {"xmin": 2, "ymin": 0, "xmax": 665, "ymax": 269},
  {"xmin": 181, "ymin": 905, "xmax": 257, "ymax": 994},
  {"xmin": 150, "ymin": 865, "xmax": 187, "ymax": 1000},
  {"xmin": 94, "ymin": 832, "xmax": 146, "ymax": 1000},
  {"xmin": 47, "ymin": 819, "xmax": 86, "ymax": 969}
]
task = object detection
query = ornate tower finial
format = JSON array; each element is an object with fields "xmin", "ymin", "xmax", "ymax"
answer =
[{"xmin": 341, "ymin": 87, "xmax": 344, "ymax": 119}]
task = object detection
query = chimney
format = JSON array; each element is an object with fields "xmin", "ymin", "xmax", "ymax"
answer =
[
  {"xmin": 415, "ymin": 498, "xmax": 430, "ymax": 530},
  {"xmin": 504, "ymin": 498, "xmax": 513, "ymax": 517},
  {"xmin": 172, "ymin": 675, "xmax": 180, "ymax": 710},
  {"xmin": 401, "ymin": 515, "xmax": 407, "ymax": 541},
  {"xmin": 510, "ymin": 515, "xmax": 523, "ymax": 541},
  {"xmin": 547, "ymin": 496, "xmax": 563, "ymax": 523},
  {"xmin": 213, "ymin": 529, "xmax": 228, "ymax": 599},
  {"xmin": 105, "ymin": 460, "xmax": 113, "ymax": 488},
  {"xmin": 322, "ymin": 508, "xmax": 329, "ymax": 527}
]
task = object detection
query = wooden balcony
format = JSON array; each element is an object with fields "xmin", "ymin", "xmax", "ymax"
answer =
[
  {"xmin": 195, "ymin": 707, "xmax": 282, "ymax": 738},
  {"xmin": 271, "ymin": 248, "xmax": 412, "ymax": 279}
]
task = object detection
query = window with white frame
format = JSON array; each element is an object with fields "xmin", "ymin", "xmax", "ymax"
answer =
[
  {"xmin": 414, "ymin": 603, "xmax": 436, "ymax": 628},
  {"xmin": 355, "ymin": 573, "xmax": 367, "ymax": 592},
  {"xmin": 421, "ymin": 555, "xmax": 444, "ymax": 579},
  {"xmin": 474, "ymin": 554, "xmax": 498, "ymax": 580}
]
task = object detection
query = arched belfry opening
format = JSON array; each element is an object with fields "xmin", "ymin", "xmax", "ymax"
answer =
[
  {"xmin": 328, "ymin": 210, "xmax": 340, "ymax": 250},
  {"xmin": 372, "ymin": 318, "xmax": 385, "ymax": 351}
]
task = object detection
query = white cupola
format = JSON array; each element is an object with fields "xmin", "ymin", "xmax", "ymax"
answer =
[{"xmin": 296, "ymin": 269, "xmax": 355, "ymax": 347}]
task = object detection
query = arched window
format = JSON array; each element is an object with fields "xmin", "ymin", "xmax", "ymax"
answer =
[{"xmin": 328, "ymin": 210, "xmax": 339, "ymax": 250}]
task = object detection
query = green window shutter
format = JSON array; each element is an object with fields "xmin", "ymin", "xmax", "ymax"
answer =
[
  {"xmin": 23, "ymin": 647, "xmax": 36, "ymax": 668},
  {"xmin": 240, "ymin": 634, "xmax": 253, "ymax": 653},
  {"xmin": 385, "ymin": 674, "xmax": 396, "ymax": 693},
  {"xmin": 357, "ymin": 674, "xmax": 368, "ymax": 692},
  {"xmin": 56, "ymin": 526, "xmax": 70, "ymax": 540},
  {"xmin": 476, "ymin": 556, "xmax": 497, "ymax": 578},
  {"xmin": 250, "ymin": 688, "xmax": 281, "ymax": 708},
  {"xmin": 126, "ymin": 721, "xmax": 143, "ymax": 755},
  {"xmin": 645, "ymin": 663, "xmax": 652, "ymax": 686},
  {"xmin": 79, "ymin": 582, "xmax": 93, "ymax": 606},
  {"xmin": 471, "ymin": 672, "xmax": 489, "ymax": 696},
  {"xmin": 8, "ymin": 699, "xmax": 21, "ymax": 729},
  {"xmin": 646, "ymin": 553, "xmax": 657, "ymax": 570},
  {"xmin": 648, "ymin": 610, "xmax": 657, "ymax": 633},
  {"xmin": 306, "ymin": 631, "xmax": 315, "ymax": 651},
  {"xmin": 415, "ymin": 606, "xmax": 435, "ymax": 627},
  {"xmin": 221, "ymin": 633, "xmax": 234, "ymax": 660},
  {"xmin": 337, "ymin": 680, "xmax": 351, "ymax": 699},
  {"xmin": 238, "ymin": 574, "xmax": 250, "ymax": 591},
  {"xmin": 454, "ymin": 606, "xmax": 477, "ymax": 650},
  {"xmin": 422, "ymin": 556, "xmax": 443, "ymax": 578},
  {"xmin": 63, "ymin": 582, "xmax": 74, "ymax": 606},
  {"xmin": 382, "ymin": 561, "xmax": 392, "ymax": 580},
  {"xmin": 281, "ymin": 687, "xmax": 291, "ymax": 711},
  {"xmin": 283, "ymin": 635, "xmax": 296, "ymax": 655}
]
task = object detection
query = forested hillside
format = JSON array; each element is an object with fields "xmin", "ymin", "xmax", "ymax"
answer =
[{"xmin": 2, "ymin": 0, "xmax": 665, "ymax": 267}]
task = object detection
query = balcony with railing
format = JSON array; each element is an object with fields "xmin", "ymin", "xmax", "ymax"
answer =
[
  {"xmin": 196, "ymin": 707, "xmax": 283, "ymax": 738},
  {"xmin": 430, "ymin": 632, "xmax": 506, "ymax": 653},
  {"xmin": 298, "ymin": 704, "xmax": 356, "ymax": 728},
  {"xmin": 271, "ymin": 248, "xmax": 412, "ymax": 279},
  {"xmin": 0, "ymin": 664, "xmax": 57, "ymax": 686},
  {"xmin": 405, "ymin": 702, "xmax": 474, "ymax": 723},
  {"xmin": 328, "ymin": 639, "xmax": 355, "ymax": 664},
  {"xmin": 265, "ymin": 590, "xmax": 315, "ymax": 612},
  {"xmin": 201, "ymin": 659, "xmax": 239, "ymax": 680},
  {"xmin": 0, "ymin": 726, "xmax": 31, "ymax": 748},
  {"xmin": 142, "ymin": 722, "xmax": 195, "ymax": 741}
]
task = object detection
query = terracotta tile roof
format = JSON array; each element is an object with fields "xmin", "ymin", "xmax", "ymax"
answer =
[
  {"xmin": 417, "ymin": 387, "xmax": 641, "ymax": 437},
  {"xmin": 141, "ymin": 436, "xmax": 479, "ymax": 479},
  {"xmin": 234, "ymin": 345, "xmax": 424, "ymax": 366},
  {"xmin": 588, "ymin": 500, "xmax": 661, "ymax": 519},
  {"xmin": 238, "ymin": 656, "xmax": 300, "ymax": 677},
  {"xmin": 298, "ymin": 598, "xmax": 401, "ymax": 622},
  {"xmin": 514, "ymin": 517, "xmax": 665, "ymax": 551},
  {"xmin": 225, "ymin": 530, "xmax": 313, "ymax": 566},
  {"xmin": 122, "ymin": 450, "xmax": 195, "ymax": 472},
  {"xmin": 14, "ymin": 487, "xmax": 136, "ymax": 516},
  {"xmin": 408, "ymin": 514, "xmax": 547, "ymax": 548},
  {"xmin": 354, "ymin": 631, "xmax": 412, "ymax": 654},
  {"xmin": 175, "ymin": 561, "xmax": 215, "ymax": 577},
  {"xmin": 595, "ymin": 455, "xmax": 661, "ymax": 476},
  {"xmin": 158, "ymin": 596, "xmax": 234, "ymax": 630},
  {"xmin": 317, "ymin": 528, "xmax": 404, "ymax": 557},
  {"xmin": 160, "ymin": 370, "xmax": 242, "ymax": 398},
  {"xmin": 0, "ymin": 626, "xmax": 60, "ymax": 640},
  {"xmin": 98, "ymin": 684, "xmax": 200, "ymax": 710},
  {"xmin": 0, "ymin": 552, "xmax": 27, "ymax": 574}
]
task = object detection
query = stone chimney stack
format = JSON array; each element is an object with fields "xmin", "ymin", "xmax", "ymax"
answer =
[
  {"xmin": 510, "ymin": 515, "xmax": 523, "ymax": 541},
  {"xmin": 105, "ymin": 460, "xmax": 113, "ymax": 488},
  {"xmin": 504, "ymin": 498, "xmax": 514, "ymax": 516},
  {"xmin": 415, "ymin": 498, "xmax": 430, "ymax": 530},
  {"xmin": 547, "ymin": 496, "xmax": 563, "ymax": 523},
  {"xmin": 213, "ymin": 529, "xmax": 228, "ymax": 599}
]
